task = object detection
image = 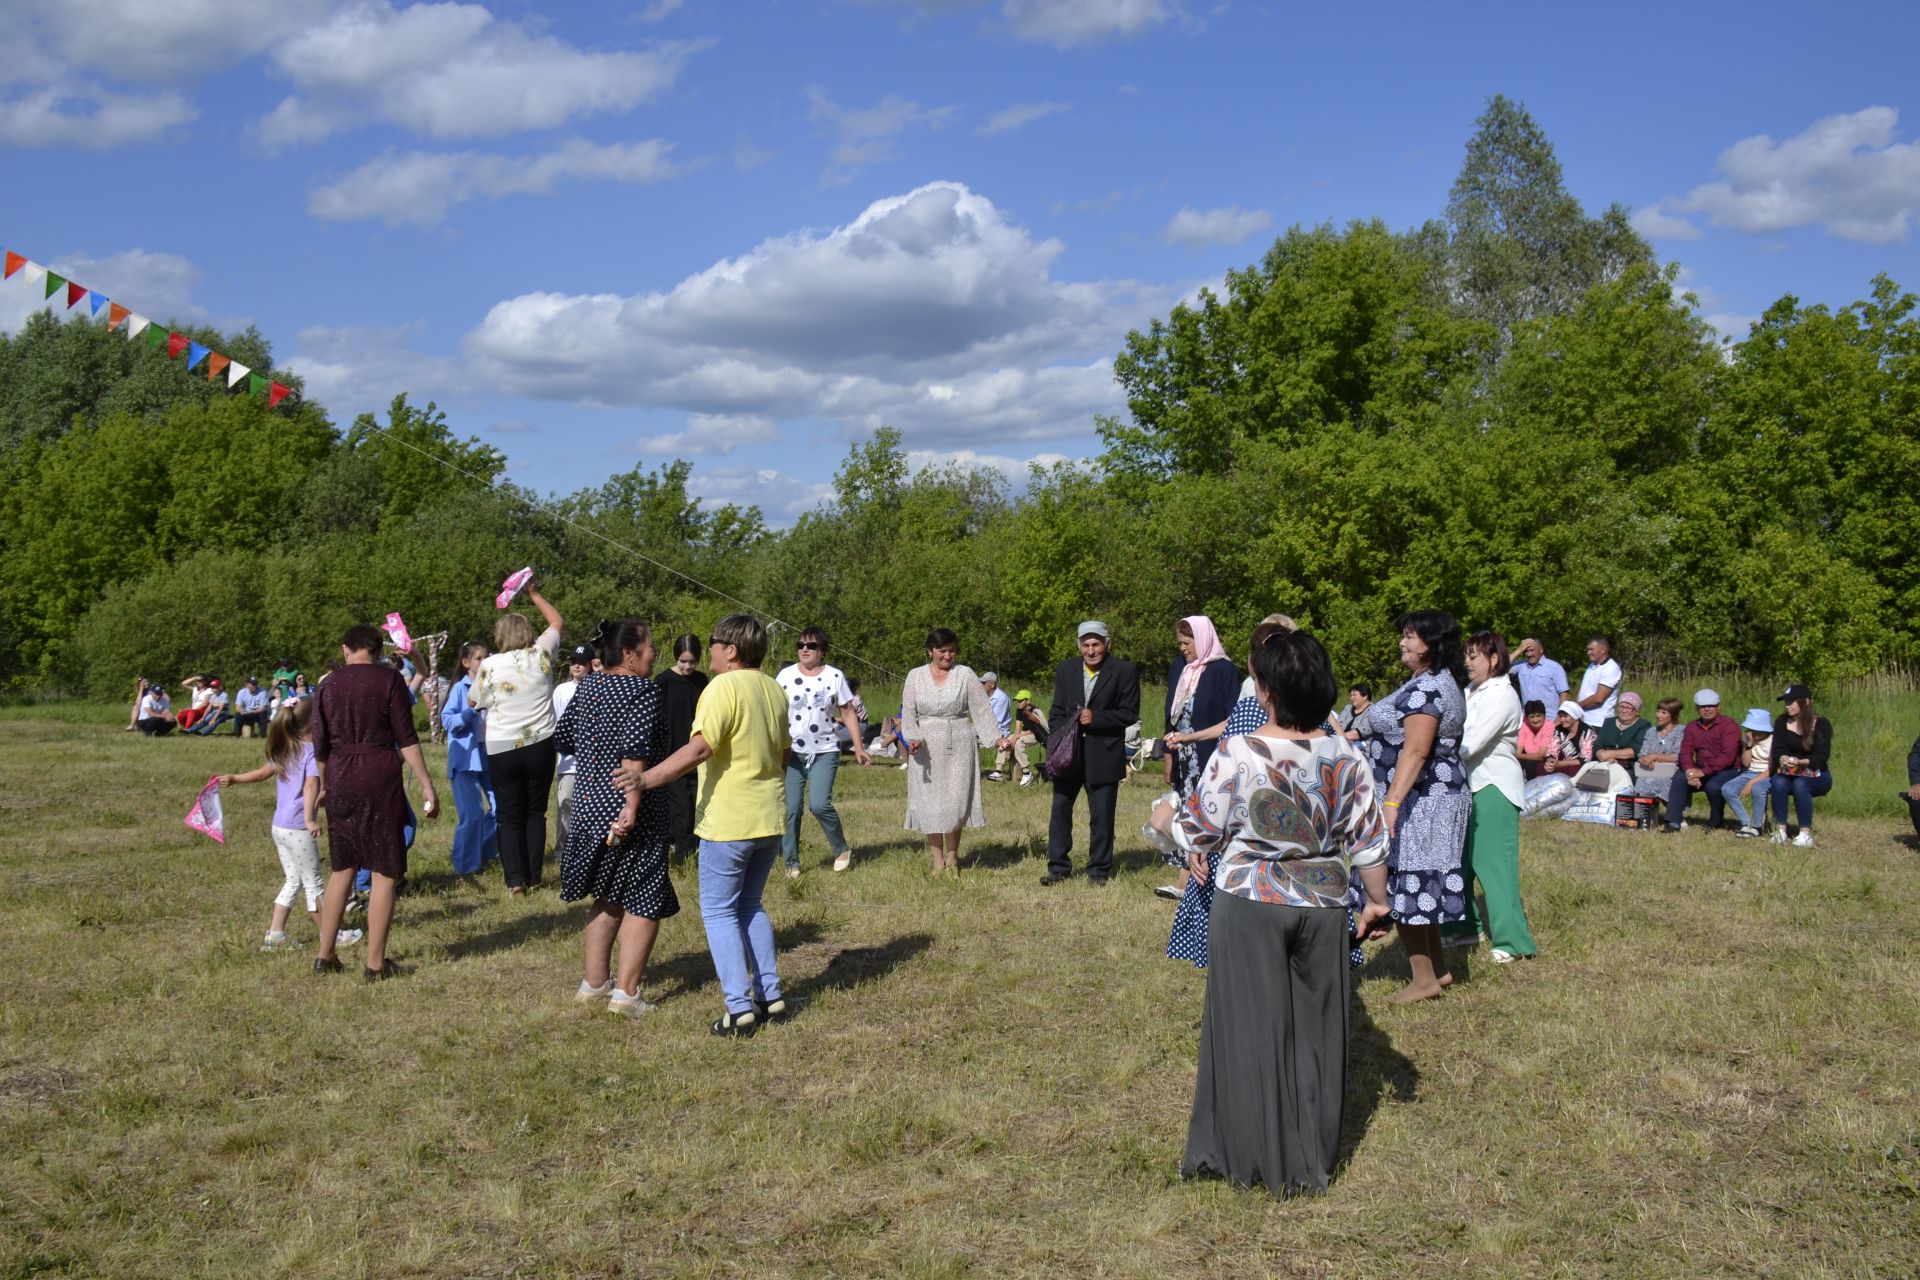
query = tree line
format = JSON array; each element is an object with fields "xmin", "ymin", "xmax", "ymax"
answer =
[{"xmin": 2, "ymin": 97, "xmax": 1913, "ymax": 702}]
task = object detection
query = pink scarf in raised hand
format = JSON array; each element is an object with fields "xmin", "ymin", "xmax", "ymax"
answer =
[{"xmin": 1170, "ymin": 614, "xmax": 1227, "ymax": 718}]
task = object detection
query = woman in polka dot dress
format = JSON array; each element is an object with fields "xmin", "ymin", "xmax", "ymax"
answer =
[
  {"xmin": 1361, "ymin": 610, "xmax": 1472, "ymax": 1003},
  {"xmin": 775, "ymin": 627, "xmax": 870, "ymax": 876},
  {"xmin": 554, "ymin": 619, "xmax": 678, "ymax": 1017}
]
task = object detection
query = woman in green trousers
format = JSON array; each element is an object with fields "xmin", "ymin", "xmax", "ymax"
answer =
[{"xmin": 1459, "ymin": 631, "xmax": 1537, "ymax": 962}]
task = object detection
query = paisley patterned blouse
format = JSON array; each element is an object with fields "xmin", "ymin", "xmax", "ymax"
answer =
[{"xmin": 1171, "ymin": 732, "xmax": 1389, "ymax": 910}]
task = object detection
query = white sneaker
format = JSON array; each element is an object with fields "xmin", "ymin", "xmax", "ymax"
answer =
[
  {"xmin": 575, "ymin": 978, "xmax": 615, "ymax": 1005},
  {"xmin": 261, "ymin": 931, "xmax": 293, "ymax": 952},
  {"xmin": 785, "ymin": 865, "xmax": 801, "ymax": 879},
  {"xmin": 334, "ymin": 928, "xmax": 364, "ymax": 947},
  {"xmin": 1490, "ymin": 948, "xmax": 1519, "ymax": 964},
  {"xmin": 1769, "ymin": 828, "xmax": 1787, "ymax": 845},
  {"xmin": 897, "ymin": 762, "xmax": 909, "ymax": 770},
  {"xmin": 1792, "ymin": 830, "xmax": 1816, "ymax": 848},
  {"xmin": 1736, "ymin": 825, "xmax": 1759, "ymax": 838},
  {"xmin": 832, "ymin": 850, "xmax": 852, "ymax": 872},
  {"xmin": 985, "ymin": 771, "xmax": 1005, "ymax": 782},
  {"xmin": 1018, "ymin": 774, "xmax": 1035, "ymax": 787},
  {"xmin": 608, "ymin": 989, "xmax": 655, "ymax": 1018}
]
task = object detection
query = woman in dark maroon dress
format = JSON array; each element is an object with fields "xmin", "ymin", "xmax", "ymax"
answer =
[{"xmin": 311, "ymin": 624, "xmax": 440, "ymax": 981}]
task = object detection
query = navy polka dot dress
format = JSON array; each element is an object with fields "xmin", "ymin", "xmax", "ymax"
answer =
[{"xmin": 554, "ymin": 673, "xmax": 679, "ymax": 920}]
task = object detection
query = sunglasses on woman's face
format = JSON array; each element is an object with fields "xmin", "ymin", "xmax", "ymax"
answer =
[{"xmin": 797, "ymin": 642, "xmax": 821, "ymax": 651}]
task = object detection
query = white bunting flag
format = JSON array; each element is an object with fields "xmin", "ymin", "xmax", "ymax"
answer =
[
  {"xmin": 227, "ymin": 360, "xmax": 251, "ymax": 388},
  {"xmin": 126, "ymin": 314, "xmax": 151, "ymax": 339}
]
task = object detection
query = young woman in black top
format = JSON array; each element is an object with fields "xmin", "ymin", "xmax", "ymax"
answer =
[{"xmin": 1767, "ymin": 683, "xmax": 1832, "ymax": 847}]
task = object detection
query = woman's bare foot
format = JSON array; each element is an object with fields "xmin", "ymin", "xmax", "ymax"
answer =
[
  {"xmin": 1390, "ymin": 980, "xmax": 1446, "ymax": 1004},
  {"xmin": 1438, "ymin": 971, "xmax": 1455, "ymax": 988}
]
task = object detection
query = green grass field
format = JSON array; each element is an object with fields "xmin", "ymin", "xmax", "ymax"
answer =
[{"xmin": 3, "ymin": 703, "xmax": 1919, "ymax": 1278}]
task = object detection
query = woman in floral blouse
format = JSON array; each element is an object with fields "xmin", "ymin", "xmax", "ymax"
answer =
[
  {"xmin": 472, "ymin": 580, "xmax": 564, "ymax": 896},
  {"xmin": 1151, "ymin": 628, "xmax": 1390, "ymax": 1197}
]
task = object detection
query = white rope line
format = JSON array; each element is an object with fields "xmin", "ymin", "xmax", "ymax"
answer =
[{"xmin": 357, "ymin": 418, "xmax": 901, "ymax": 682}]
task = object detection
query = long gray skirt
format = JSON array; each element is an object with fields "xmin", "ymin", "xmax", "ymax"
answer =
[{"xmin": 1183, "ymin": 890, "xmax": 1349, "ymax": 1197}]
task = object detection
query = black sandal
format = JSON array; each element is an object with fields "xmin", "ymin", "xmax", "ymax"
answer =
[
  {"xmin": 710, "ymin": 1009, "xmax": 758, "ymax": 1037},
  {"xmin": 312, "ymin": 956, "xmax": 344, "ymax": 976},
  {"xmin": 364, "ymin": 960, "xmax": 406, "ymax": 983}
]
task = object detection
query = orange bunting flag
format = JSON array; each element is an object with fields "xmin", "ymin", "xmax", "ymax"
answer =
[
  {"xmin": 66, "ymin": 281, "xmax": 87, "ymax": 309},
  {"xmin": 108, "ymin": 303, "xmax": 130, "ymax": 330},
  {"xmin": 167, "ymin": 331, "xmax": 189, "ymax": 359},
  {"xmin": 208, "ymin": 353, "xmax": 230, "ymax": 382},
  {"xmin": 267, "ymin": 381, "xmax": 291, "ymax": 409},
  {"xmin": 3, "ymin": 251, "xmax": 24, "ymax": 279}
]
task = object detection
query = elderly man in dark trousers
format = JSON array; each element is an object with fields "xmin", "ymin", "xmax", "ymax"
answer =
[{"xmin": 1042, "ymin": 620, "xmax": 1140, "ymax": 886}]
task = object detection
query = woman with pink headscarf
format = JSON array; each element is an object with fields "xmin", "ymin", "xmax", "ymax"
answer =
[{"xmin": 1157, "ymin": 615, "xmax": 1241, "ymax": 899}]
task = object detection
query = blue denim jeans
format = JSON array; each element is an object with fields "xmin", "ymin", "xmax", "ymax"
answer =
[
  {"xmin": 1720, "ymin": 769, "xmax": 1773, "ymax": 828},
  {"xmin": 783, "ymin": 749, "xmax": 848, "ymax": 868},
  {"xmin": 1769, "ymin": 771, "xmax": 1833, "ymax": 830},
  {"xmin": 698, "ymin": 836, "xmax": 784, "ymax": 1015}
]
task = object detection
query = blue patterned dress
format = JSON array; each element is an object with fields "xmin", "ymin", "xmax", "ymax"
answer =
[{"xmin": 1359, "ymin": 669, "xmax": 1471, "ymax": 925}]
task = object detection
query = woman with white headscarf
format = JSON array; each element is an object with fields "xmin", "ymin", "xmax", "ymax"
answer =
[{"xmin": 1157, "ymin": 614, "xmax": 1240, "ymax": 900}]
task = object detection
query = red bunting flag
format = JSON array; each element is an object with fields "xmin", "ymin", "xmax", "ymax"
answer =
[
  {"xmin": 207, "ymin": 353, "xmax": 230, "ymax": 382},
  {"xmin": 267, "ymin": 381, "xmax": 291, "ymax": 408},
  {"xmin": 108, "ymin": 303, "xmax": 129, "ymax": 330},
  {"xmin": 167, "ymin": 332, "xmax": 189, "ymax": 359},
  {"xmin": 3, "ymin": 252, "xmax": 24, "ymax": 279},
  {"xmin": 66, "ymin": 281, "xmax": 86, "ymax": 309}
]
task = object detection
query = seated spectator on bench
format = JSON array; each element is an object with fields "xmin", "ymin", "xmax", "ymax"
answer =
[
  {"xmin": 137, "ymin": 683, "xmax": 177, "ymax": 736},
  {"xmin": 1515, "ymin": 699, "xmax": 1553, "ymax": 778},
  {"xmin": 186, "ymin": 678, "xmax": 229, "ymax": 734},
  {"xmin": 1629, "ymin": 699, "xmax": 1686, "ymax": 797},
  {"xmin": 232, "ymin": 676, "xmax": 272, "ymax": 737},
  {"xmin": 1661, "ymin": 689, "xmax": 1740, "ymax": 832},
  {"xmin": 175, "ymin": 676, "xmax": 214, "ymax": 731},
  {"xmin": 1520, "ymin": 700, "xmax": 1595, "ymax": 817},
  {"xmin": 1594, "ymin": 691, "xmax": 1649, "ymax": 781},
  {"xmin": 1768, "ymin": 684, "xmax": 1834, "ymax": 848},
  {"xmin": 1723, "ymin": 708, "xmax": 1776, "ymax": 837}
]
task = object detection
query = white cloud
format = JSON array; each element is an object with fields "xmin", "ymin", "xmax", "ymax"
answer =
[
  {"xmin": 1163, "ymin": 204, "xmax": 1272, "ymax": 248},
  {"xmin": 1630, "ymin": 203, "xmax": 1703, "ymax": 241},
  {"xmin": 904, "ymin": 446, "xmax": 1075, "ymax": 491},
  {"xmin": 463, "ymin": 181, "xmax": 1174, "ymax": 445},
  {"xmin": 1002, "ymin": 0, "xmax": 1171, "ymax": 46},
  {"xmin": 0, "ymin": 84, "xmax": 199, "ymax": 149},
  {"xmin": 977, "ymin": 100, "xmax": 1071, "ymax": 136},
  {"xmin": 284, "ymin": 322, "xmax": 465, "ymax": 420},
  {"xmin": 630, "ymin": 413, "xmax": 780, "ymax": 457},
  {"xmin": 1664, "ymin": 106, "xmax": 1920, "ymax": 243},
  {"xmin": 18, "ymin": 0, "xmax": 331, "ymax": 82},
  {"xmin": 634, "ymin": 0, "xmax": 685, "ymax": 21},
  {"xmin": 257, "ymin": 1, "xmax": 702, "ymax": 145},
  {"xmin": 308, "ymin": 138, "xmax": 677, "ymax": 226},
  {"xmin": 807, "ymin": 86, "xmax": 956, "ymax": 184},
  {"xmin": 733, "ymin": 143, "xmax": 774, "ymax": 170},
  {"xmin": 683, "ymin": 466, "xmax": 836, "ymax": 526}
]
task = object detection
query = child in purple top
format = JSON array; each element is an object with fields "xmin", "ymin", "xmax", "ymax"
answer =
[{"xmin": 219, "ymin": 700, "xmax": 363, "ymax": 952}]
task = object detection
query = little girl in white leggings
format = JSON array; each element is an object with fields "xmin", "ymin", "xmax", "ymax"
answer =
[{"xmin": 219, "ymin": 699, "xmax": 363, "ymax": 952}]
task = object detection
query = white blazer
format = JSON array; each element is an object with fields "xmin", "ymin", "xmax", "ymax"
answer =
[{"xmin": 1463, "ymin": 678, "xmax": 1526, "ymax": 808}]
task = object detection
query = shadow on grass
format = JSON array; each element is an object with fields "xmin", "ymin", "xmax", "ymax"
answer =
[
  {"xmin": 1355, "ymin": 942, "xmax": 1476, "ymax": 988},
  {"xmin": 788, "ymin": 931, "xmax": 934, "ymax": 1002},
  {"xmin": 961, "ymin": 840, "xmax": 1039, "ymax": 871},
  {"xmin": 1338, "ymin": 999, "xmax": 1420, "ymax": 1175},
  {"xmin": 441, "ymin": 905, "xmax": 579, "ymax": 962},
  {"xmin": 646, "ymin": 919, "xmax": 829, "ymax": 1003}
]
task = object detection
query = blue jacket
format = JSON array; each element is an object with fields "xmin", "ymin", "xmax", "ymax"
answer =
[{"xmin": 442, "ymin": 675, "xmax": 490, "ymax": 777}]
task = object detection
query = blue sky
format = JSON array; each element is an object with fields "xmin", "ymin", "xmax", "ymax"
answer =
[{"xmin": 4, "ymin": 0, "xmax": 1917, "ymax": 523}]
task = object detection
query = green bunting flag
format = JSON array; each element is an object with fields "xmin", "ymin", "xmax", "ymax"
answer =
[
  {"xmin": 249, "ymin": 373, "xmax": 269, "ymax": 398},
  {"xmin": 45, "ymin": 272, "xmax": 65, "ymax": 300},
  {"xmin": 145, "ymin": 324, "xmax": 168, "ymax": 351}
]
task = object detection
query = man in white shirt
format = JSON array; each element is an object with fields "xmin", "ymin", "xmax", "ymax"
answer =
[
  {"xmin": 774, "ymin": 627, "xmax": 870, "ymax": 875},
  {"xmin": 982, "ymin": 672, "xmax": 1014, "ymax": 781},
  {"xmin": 1576, "ymin": 635, "xmax": 1621, "ymax": 729},
  {"xmin": 550, "ymin": 644, "xmax": 594, "ymax": 856}
]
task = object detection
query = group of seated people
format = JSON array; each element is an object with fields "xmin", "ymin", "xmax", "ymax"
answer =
[
  {"xmin": 129, "ymin": 663, "xmax": 312, "ymax": 737},
  {"xmin": 1516, "ymin": 678, "xmax": 1836, "ymax": 846}
]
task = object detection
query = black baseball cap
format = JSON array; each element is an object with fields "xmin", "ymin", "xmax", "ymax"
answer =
[
  {"xmin": 568, "ymin": 644, "xmax": 596, "ymax": 665},
  {"xmin": 1780, "ymin": 683, "xmax": 1812, "ymax": 703}
]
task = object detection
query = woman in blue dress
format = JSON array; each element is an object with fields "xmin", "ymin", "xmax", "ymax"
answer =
[{"xmin": 1358, "ymin": 609, "xmax": 1472, "ymax": 1003}]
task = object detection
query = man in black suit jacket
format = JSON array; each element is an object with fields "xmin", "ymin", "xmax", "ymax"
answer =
[{"xmin": 1042, "ymin": 620, "xmax": 1141, "ymax": 885}]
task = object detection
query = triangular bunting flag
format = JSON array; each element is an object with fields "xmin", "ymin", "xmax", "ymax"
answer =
[
  {"xmin": 45, "ymin": 272, "xmax": 66, "ymax": 300},
  {"xmin": 145, "ymin": 323, "xmax": 167, "ymax": 350},
  {"xmin": 89, "ymin": 292, "xmax": 108, "ymax": 316},
  {"xmin": 127, "ymin": 314, "xmax": 151, "ymax": 339},
  {"xmin": 268, "ymin": 381, "xmax": 291, "ymax": 408},
  {"xmin": 22, "ymin": 263, "xmax": 46, "ymax": 287},
  {"xmin": 3, "ymin": 251, "xmax": 24, "ymax": 279},
  {"xmin": 186, "ymin": 341, "xmax": 210, "ymax": 369},
  {"xmin": 249, "ymin": 373, "xmax": 268, "ymax": 398},
  {"xmin": 207, "ymin": 353, "xmax": 229, "ymax": 382},
  {"xmin": 109, "ymin": 303, "xmax": 130, "ymax": 329},
  {"xmin": 227, "ymin": 360, "xmax": 250, "ymax": 388},
  {"xmin": 66, "ymin": 281, "xmax": 86, "ymax": 309},
  {"xmin": 167, "ymin": 332, "xmax": 190, "ymax": 359}
]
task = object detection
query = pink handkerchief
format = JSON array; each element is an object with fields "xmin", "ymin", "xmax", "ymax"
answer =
[
  {"xmin": 384, "ymin": 611, "xmax": 413, "ymax": 654},
  {"xmin": 185, "ymin": 775, "xmax": 225, "ymax": 844},
  {"xmin": 497, "ymin": 567, "xmax": 533, "ymax": 609}
]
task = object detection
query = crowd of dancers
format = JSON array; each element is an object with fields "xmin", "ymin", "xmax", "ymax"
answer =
[{"xmin": 196, "ymin": 585, "xmax": 1865, "ymax": 1200}]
